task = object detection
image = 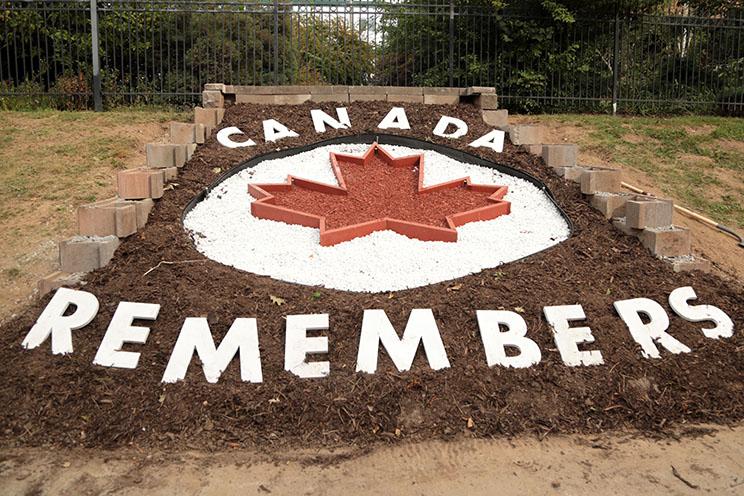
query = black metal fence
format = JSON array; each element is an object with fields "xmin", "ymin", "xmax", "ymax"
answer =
[{"xmin": 1, "ymin": 0, "xmax": 743, "ymax": 114}]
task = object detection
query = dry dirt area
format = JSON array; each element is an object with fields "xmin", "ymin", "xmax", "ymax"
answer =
[
  {"xmin": 1, "ymin": 427, "xmax": 742, "ymax": 495},
  {"xmin": 0, "ymin": 110, "xmax": 183, "ymax": 323}
]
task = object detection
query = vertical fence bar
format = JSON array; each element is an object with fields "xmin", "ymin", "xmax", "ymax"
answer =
[
  {"xmin": 448, "ymin": 0, "xmax": 454, "ymax": 87},
  {"xmin": 611, "ymin": 11, "xmax": 620, "ymax": 115},
  {"xmin": 90, "ymin": 0, "xmax": 102, "ymax": 111},
  {"xmin": 273, "ymin": 0, "xmax": 280, "ymax": 84}
]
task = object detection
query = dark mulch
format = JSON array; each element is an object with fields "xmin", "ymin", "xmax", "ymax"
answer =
[{"xmin": 0, "ymin": 101, "xmax": 741, "ymax": 453}]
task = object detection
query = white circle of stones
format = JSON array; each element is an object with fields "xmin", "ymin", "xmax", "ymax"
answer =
[{"xmin": 184, "ymin": 144, "xmax": 570, "ymax": 292}]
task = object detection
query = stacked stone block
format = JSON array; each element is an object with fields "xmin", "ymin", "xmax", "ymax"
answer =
[{"xmin": 40, "ymin": 86, "xmax": 222, "ymax": 297}]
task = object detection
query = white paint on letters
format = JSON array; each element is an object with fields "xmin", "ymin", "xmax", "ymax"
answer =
[
  {"xmin": 284, "ymin": 314, "xmax": 330, "ymax": 379},
  {"xmin": 22, "ymin": 288, "xmax": 99, "ymax": 355},
  {"xmin": 262, "ymin": 119, "xmax": 299, "ymax": 142},
  {"xmin": 356, "ymin": 309, "xmax": 450, "ymax": 373},
  {"xmin": 310, "ymin": 108, "xmax": 351, "ymax": 133},
  {"xmin": 377, "ymin": 107, "xmax": 410, "ymax": 130},
  {"xmin": 614, "ymin": 297, "xmax": 691, "ymax": 358},
  {"xmin": 216, "ymin": 126, "xmax": 256, "ymax": 149},
  {"xmin": 162, "ymin": 318, "xmax": 263, "ymax": 383},
  {"xmin": 468, "ymin": 129, "xmax": 505, "ymax": 153},
  {"xmin": 93, "ymin": 302, "xmax": 160, "ymax": 369},
  {"xmin": 476, "ymin": 310, "xmax": 541, "ymax": 368},
  {"xmin": 432, "ymin": 116, "xmax": 468, "ymax": 139},
  {"xmin": 669, "ymin": 286, "xmax": 733, "ymax": 339},
  {"xmin": 543, "ymin": 305, "xmax": 604, "ymax": 366}
]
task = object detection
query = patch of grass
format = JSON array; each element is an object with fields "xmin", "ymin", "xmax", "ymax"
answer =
[
  {"xmin": 536, "ymin": 114, "xmax": 744, "ymax": 228},
  {"xmin": 3, "ymin": 267, "xmax": 21, "ymax": 280}
]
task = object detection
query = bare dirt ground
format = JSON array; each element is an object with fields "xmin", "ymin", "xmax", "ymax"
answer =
[{"xmin": 1, "ymin": 427, "xmax": 742, "ymax": 495}]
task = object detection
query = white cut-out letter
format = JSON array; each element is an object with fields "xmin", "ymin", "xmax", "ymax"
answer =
[
  {"xmin": 433, "ymin": 116, "xmax": 468, "ymax": 139},
  {"xmin": 468, "ymin": 129, "xmax": 505, "ymax": 152},
  {"xmin": 262, "ymin": 119, "xmax": 299, "ymax": 142},
  {"xmin": 356, "ymin": 309, "xmax": 450, "ymax": 373},
  {"xmin": 284, "ymin": 314, "xmax": 329, "ymax": 379},
  {"xmin": 614, "ymin": 297, "xmax": 691, "ymax": 358},
  {"xmin": 93, "ymin": 302, "xmax": 160, "ymax": 369},
  {"xmin": 22, "ymin": 288, "xmax": 99, "ymax": 355},
  {"xmin": 669, "ymin": 286, "xmax": 733, "ymax": 339},
  {"xmin": 216, "ymin": 126, "xmax": 256, "ymax": 148},
  {"xmin": 377, "ymin": 107, "xmax": 410, "ymax": 130},
  {"xmin": 310, "ymin": 108, "xmax": 351, "ymax": 133},
  {"xmin": 162, "ymin": 318, "xmax": 263, "ymax": 383},
  {"xmin": 543, "ymin": 305, "xmax": 604, "ymax": 366},
  {"xmin": 477, "ymin": 310, "xmax": 541, "ymax": 368}
]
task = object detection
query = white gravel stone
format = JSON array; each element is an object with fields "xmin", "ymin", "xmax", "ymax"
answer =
[{"xmin": 184, "ymin": 144, "xmax": 570, "ymax": 292}]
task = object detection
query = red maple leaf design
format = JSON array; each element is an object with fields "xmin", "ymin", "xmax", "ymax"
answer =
[{"xmin": 248, "ymin": 143, "xmax": 511, "ymax": 246}]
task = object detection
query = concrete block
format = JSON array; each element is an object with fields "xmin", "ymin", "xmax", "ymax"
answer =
[
  {"xmin": 275, "ymin": 94, "xmax": 311, "ymax": 105},
  {"xmin": 310, "ymin": 93, "xmax": 350, "ymax": 103},
  {"xmin": 509, "ymin": 125, "xmax": 545, "ymax": 145},
  {"xmin": 78, "ymin": 198, "xmax": 138, "ymax": 238},
  {"xmin": 557, "ymin": 166, "xmax": 587, "ymax": 183},
  {"xmin": 117, "ymin": 168, "xmax": 164, "ymax": 200},
  {"xmin": 385, "ymin": 86, "xmax": 423, "ymax": 95},
  {"xmin": 235, "ymin": 94, "xmax": 277, "ymax": 105},
  {"xmin": 590, "ymin": 192, "xmax": 629, "ymax": 219},
  {"xmin": 526, "ymin": 144, "xmax": 543, "ymax": 156},
  {"xmin": 482, "ymin": 109, "xmax": 508, "ymax": 128},
  {"xmin": 227, "ymin": 85, "xmax": 313, "ymax": 95},
  {"xmin": 186, "ymin": 143, "xmax": 196, "ymax": 161},
  {"xmin": 37, "ymin": 271, "xmax": 83, "ymax": 298},
  {"xmin": 204, "ymin": 83, "xmax": 225, "ymax": 91},
  {"xmin": 194, "ymin": 107, "xmax": 225, "ymax": 135},
  {"xmin": 423, "ymin": 87, "xmax": 462, "ymax": 95},
  {"xmin": 387, "ymin": 94, "xmax": 424, "ymax": 103},
  {"xmin": 580, "ymin": 168, "xmax": 622, "ymax": 194},
  {"xmin": 612, "ymin": 217, "xmax": 643, "ymax": 237},
  {"xmin": 349, "ymin": 86, "xmax": 388, "ymax": 95},
  {"xmin": 235, "ymin": 94, "xmax": 311, "ymax": 105},
  {"xmin": 132, "ymin": 198, "xmax": 154, "ymax": 229},
  {"xmin": 542, "ymin": 144, "xmax": 578, "ymax": 168},
  {"xmin": 170, "ymin": 122, "xmax": 206, "ymax": 144},
  {"xmin": 308, "ymin": 85, "xmax": 349, "ymax": 95},
  {"xmin": 349, "ymin": 93, "xmax": 383, "ymax": 102},
  {"xmin": 163, "ymin": 166, "xmax": 178, "ymax": 182},
  {"xmin": 423, "ymin": 94, "xmax": 459, "ymax": 105},
  {"xmin": 640, "ymin": 226, "xmax": 691, "ymax": 257},
  {"xmin": 202, "ymin": 90, "xmax": 224, "ymax": 108},
  {"xmin": 475, "ymin": 94, "xmax": 499, "ymax": 110},
  {"xmin": 670, "ymin": 256, "xmax": 712, "ymax": 273},
  {"xmin": 59, "ymin": 235, "xmax": 120, "ymax": 273},
  {"xmin": 146, "ymin": 143, "xmax": 188, "ymax": 168},
  {"xmin": 625, "ymin": 198, "xmax": 674, "ymax": 229},
  {"xmin": 170, "ymin": 122, "xmax": 195, "ymax": 144},
  {"xmin": 463, "ymin": 86, "xmax": 496, "ymax": 95}
]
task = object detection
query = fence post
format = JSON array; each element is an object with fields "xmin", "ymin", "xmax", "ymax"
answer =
[
  {"xmin": 90, "ymin": 0, "xmax": 102, "ymax": 111},
  {"xmin": 611, "ymin": 11, "xmax": 620, "ymax": 115},
  {"xmin": 448, "ymin": 0, "xmax": 454, "ymax": 87},
  {"xmin": 273, "ymin": 0, "xmax": 279, "ymax": 85}
]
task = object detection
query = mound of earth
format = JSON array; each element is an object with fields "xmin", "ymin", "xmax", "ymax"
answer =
[{"xmin": 0, "ymin": 101, "xmax": 741, "ymax": 452}]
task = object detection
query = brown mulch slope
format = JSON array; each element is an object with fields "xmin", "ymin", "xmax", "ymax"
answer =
[{"xmin": 0, "ymin": 101, "xmax": 741, "ymax": 452}]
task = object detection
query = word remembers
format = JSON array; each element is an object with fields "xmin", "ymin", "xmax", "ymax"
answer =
[{"xmin": 21, "ymin": 287, "xmax": 734, "ymax": 384}]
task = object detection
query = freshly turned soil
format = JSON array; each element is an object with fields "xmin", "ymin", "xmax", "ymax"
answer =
[
  {"xmin": 0, "ymin": 101, "xmax": 742, "ymax": 454},
  {"xmin": 267, "ymin": 150, "xmax": 500, "ymax": 229}
]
